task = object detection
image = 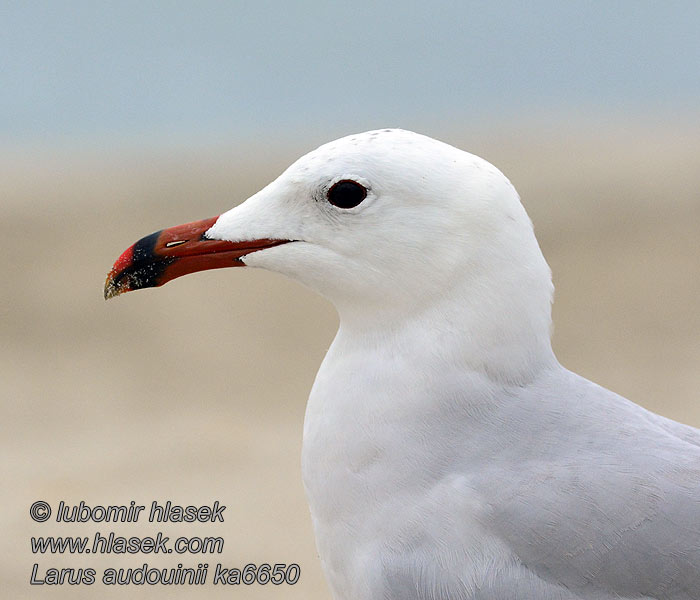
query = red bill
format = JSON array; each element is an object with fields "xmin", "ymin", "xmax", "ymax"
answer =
[{"xmin": 104, "ymin": 216, "xmax": 289, "ymax": 299}]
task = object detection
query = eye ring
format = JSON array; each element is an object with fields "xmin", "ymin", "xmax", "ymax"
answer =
[{"xmin": 327, "ymin": 180, "xmax": 368, "ymax": 209}]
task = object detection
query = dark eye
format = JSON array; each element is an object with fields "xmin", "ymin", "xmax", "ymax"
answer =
[{"xmin": 327, "ymin": 180, "xmax": 367, "ymax": 209}]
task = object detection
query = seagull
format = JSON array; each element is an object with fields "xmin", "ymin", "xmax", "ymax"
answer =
[{"xmin": 105, "ymin": 129, "xmax": 700, "ymax": 599}]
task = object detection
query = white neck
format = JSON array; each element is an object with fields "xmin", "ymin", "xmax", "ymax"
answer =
[{"xmin": 333, "ymin": 261, "xmax": 556, "ymax": 387}]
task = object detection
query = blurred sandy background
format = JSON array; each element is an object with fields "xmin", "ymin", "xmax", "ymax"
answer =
[
  {"xmin": 2, "ymin": 118, "xmax": 699, "ymax": 599},
  {"xmin": 2, "ymin": 3, "xmax": 700, "ymax": 599}
]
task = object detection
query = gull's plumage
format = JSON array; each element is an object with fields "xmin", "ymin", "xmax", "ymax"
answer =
[{"xmin": 121, "ymin": 129, "xmax": 700, "ymax": 599}]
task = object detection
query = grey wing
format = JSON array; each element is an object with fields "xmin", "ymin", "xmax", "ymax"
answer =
[
  {"xmin": 653, "ymin": 412, "xmax": 700, "ymax": 448},
  {"xmin": 490, "ymin": 428, "xmax": 700, "ymax": 599}
]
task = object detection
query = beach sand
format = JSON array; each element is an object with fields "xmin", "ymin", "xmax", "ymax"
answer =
[{"xmin": 2, "ymin": 122, "xmax": 699, "ymax": 598}]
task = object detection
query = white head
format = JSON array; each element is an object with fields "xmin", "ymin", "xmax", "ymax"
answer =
[
  {"xmin": 107, "ymin": 129, "xmax": 556, "ymax": 382},
  {"xmin": 206, "ymin": 129, "xmax": 556, "ymax": 381}
]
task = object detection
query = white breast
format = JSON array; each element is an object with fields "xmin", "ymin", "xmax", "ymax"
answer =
[{"xmin": 301, "ymin": 328, "xmax": 520, "ymax": 600}]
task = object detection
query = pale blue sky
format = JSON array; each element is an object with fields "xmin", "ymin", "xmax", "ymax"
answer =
[{"xmin": 3, "ymin": 1, "xmax": 699, "ymax": 147}]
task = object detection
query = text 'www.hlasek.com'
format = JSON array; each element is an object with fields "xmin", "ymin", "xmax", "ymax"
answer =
[{"xmin": 29, "ymin": 500, "xmax": 300, "ymax": 587}]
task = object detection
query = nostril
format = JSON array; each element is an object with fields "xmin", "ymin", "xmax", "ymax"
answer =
[{"xmin": 165, "ymin": 240, "xmax": 188, "ymax": 248}]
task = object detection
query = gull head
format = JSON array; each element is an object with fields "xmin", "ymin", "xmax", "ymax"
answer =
[{"xmin": 105, "ymin": 129, "xmax": 554, "ymax": 376}]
